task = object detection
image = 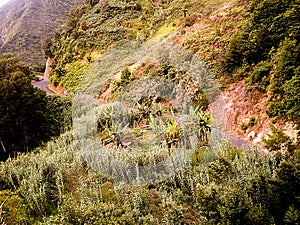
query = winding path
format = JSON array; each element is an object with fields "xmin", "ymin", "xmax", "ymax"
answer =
[
  {"xmin": 32, "ymin": 76, "xmax": 56, "ymax": 95},
  {"xmin": 33, "ymin": 58, "xmax": 252, "ymax": 150},
  {"xmin": 32, "ymin": 58, "xmax": 56, "ymax": 94},
  {"xmin": 223, "ymin": 132, "xmax": 251, "ymax": 149}
]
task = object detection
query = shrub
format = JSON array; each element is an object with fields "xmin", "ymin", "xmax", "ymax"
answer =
[
  {"xmin": 111, "ymin": 67, "xmax": 135, "ymax": 96},
  {"xmin": 246, "ymin": 61, "xmax": 271, "ymax": 88},
  {"xmin": 263, "ymin": 125, "xmax": 296, "ymax": 153},
  {"xmin": 240, "ymin": 122, "xmax": 249, "ymax": 131},
  {"xmin": 0, "ymin": 190, "xmax": 29, "ymax": 224},
  {"xmin": 248, "ymin": 116, "xmax": 256, "ymax": 127}
]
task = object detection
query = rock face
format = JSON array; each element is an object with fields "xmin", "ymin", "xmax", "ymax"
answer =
[
  {"xmin": 223, "ymin": 81, "xmax": 297, "ymax": 149},
  {"xmin": 0, "ymin": 0, "xmax": 85, "ymax": 65}
]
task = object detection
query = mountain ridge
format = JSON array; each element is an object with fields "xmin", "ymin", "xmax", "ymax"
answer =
[{"xmin": 0, "ymin": 0, "xmax": 85, "ymax": 65}]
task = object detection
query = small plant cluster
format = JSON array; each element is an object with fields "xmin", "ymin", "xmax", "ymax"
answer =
[
  {"xmin": 263, "ymin": 124, "xmax": 299, "ymax": 155},
  {"xmin": 240, "ymin": 116, "xmax": 256, "ymax": 131},
  {"xmin": 110, "ymin": 67, "xmax": 136, "ymax": 98},
  {"xmin": 136, "ymin": 62, "xmax": 209, "ymax": 109},
  {"xmin": 163, "ymin": 117, "xmax": 182, "ymax": 149},
  {"xmin": 95, "ymin": 98, "xmax": 211, "ymax": 153}
]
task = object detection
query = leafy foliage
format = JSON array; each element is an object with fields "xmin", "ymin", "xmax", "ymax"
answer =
[
  {"xmin": 0, "ymin": 54, "xmax": 71, "ymax": 161},
  {"xmin": 111, "ymin": 67, "xmax": 136, "ymax": 97},
  {"xmin": 263, "ymin": 124, "xmax": 298, "ymax": 156},
  {"xmin": 0, "ymin": 115, "xmax": 299, "ymax": 224},
  {"xmin": 0, "ymin": 190, "xmax": 29, "ymax": 224},
  {"xmin": 221, "ymin": 0, "xmax": 300, "ymax": 127}
]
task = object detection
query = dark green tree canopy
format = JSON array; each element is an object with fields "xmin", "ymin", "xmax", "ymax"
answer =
[{"xmin": 0, "ymin": 54, "xmax": 71, "ymax": 161}]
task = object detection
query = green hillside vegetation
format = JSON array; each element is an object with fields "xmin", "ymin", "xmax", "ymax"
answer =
[
  {"xmin": 48, "ymin": 0, "xmax": 300, "ymax": 128},
  {"xmin": 0, "ymin": 0, "xmax": 84, "ymax": 65},
  {"xmin": 48, "ymin": 0, "xmax": 207, "ymax": 93},
  {"xmin": 0, "ymin": 131, "xmax": 299, "ymax": 224},
  {"xmin": 220, "ymin": 0, "xmax": 300, "ymax": 129},
  {"xmin": 0, "ymin": 0, "xmax": 300, "ymax": 224}
]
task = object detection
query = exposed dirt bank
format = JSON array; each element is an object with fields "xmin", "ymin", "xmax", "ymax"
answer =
[{"xmin": 223, "ymin": 81, "xmax": 297, "ymax": 149}]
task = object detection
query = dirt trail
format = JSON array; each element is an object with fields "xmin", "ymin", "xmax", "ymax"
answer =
[
  {"xmin": 32, "ymin": 57, "xmax": 57, "ymax": 95},
  {"xmin": 33, "ymin": 57, "xmax": 69, "ymax": 96},
  {"xmin": 44, "ymin": 57, "xmax": 52, "ymax": 77},
  {"xmin": 35, "ymin": 57, "xmax": 253, "ymax": 150},
  {"xmin": 32, "ymin": 76, "xmax": 56, "ymax": 95}
]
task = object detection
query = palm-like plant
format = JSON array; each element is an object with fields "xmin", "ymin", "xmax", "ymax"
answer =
[
  {"xmin": 196, "ymin": 110, "xmax": 212, "ymax": 143},
  {"xmin": 164, "ymin": 117, "xmax": 182, "ymax": 149},
  {"xmin": 188, "ymin": 106, "xmax": 212, "ymax": 145},
  {"xmin": 102, "ymin": 124, "xmax": 129, "ymax": 148}
]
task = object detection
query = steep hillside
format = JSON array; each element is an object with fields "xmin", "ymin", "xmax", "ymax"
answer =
[
  {"xmin": 0, "ymin": 0, "xmax": 84, "ymax": 65},
  {"xmin": 48, "ymin": 0, "xmax": 186, "ymax": 92},
  {"xmin": 171, "ymin": 0, "xmax": 299, "ymax": 148},
  {"xmin": 48, "ymin": 0, "xmax": 299, "ymax": 149},
  {"xmin": 0, "ymin": 0, "xmax": 300, "ymax": 224},
  {"xmin": 217, "ymin": 0, "xmax": 300, "ymax": 148},
  {"xmin": 48, "ymin": 0, "xmax": 247, "ymax": 93}
]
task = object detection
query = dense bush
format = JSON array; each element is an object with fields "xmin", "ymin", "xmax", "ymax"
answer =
[
  {"xmin": 0, "ymin": 190, "xmax": 29, "ymax": 224},
  {"xmin": 223, "ymin": 0, "xmax": 299, "ymax": 73},
  {"xmin": 222, "ymin": 0, "xmax": 300, "ymax": 128},
  {"xmin": 0, "ymin": 127, "xmax": 298, "ymax": 224}
]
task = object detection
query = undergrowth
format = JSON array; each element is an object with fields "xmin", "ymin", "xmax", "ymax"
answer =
[{"xmin": 0, "ymin": 128, "xmax": 299, "ymax": 224}]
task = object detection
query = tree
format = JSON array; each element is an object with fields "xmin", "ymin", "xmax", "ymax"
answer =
[{"xmin": 0, "ymin": 54, "xmax": 70, "ymax": 161}]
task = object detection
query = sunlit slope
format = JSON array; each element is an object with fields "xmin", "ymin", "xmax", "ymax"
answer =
[{"xmin": 0, "ymin": 0, "xmax": 84, "ymax": 65}]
